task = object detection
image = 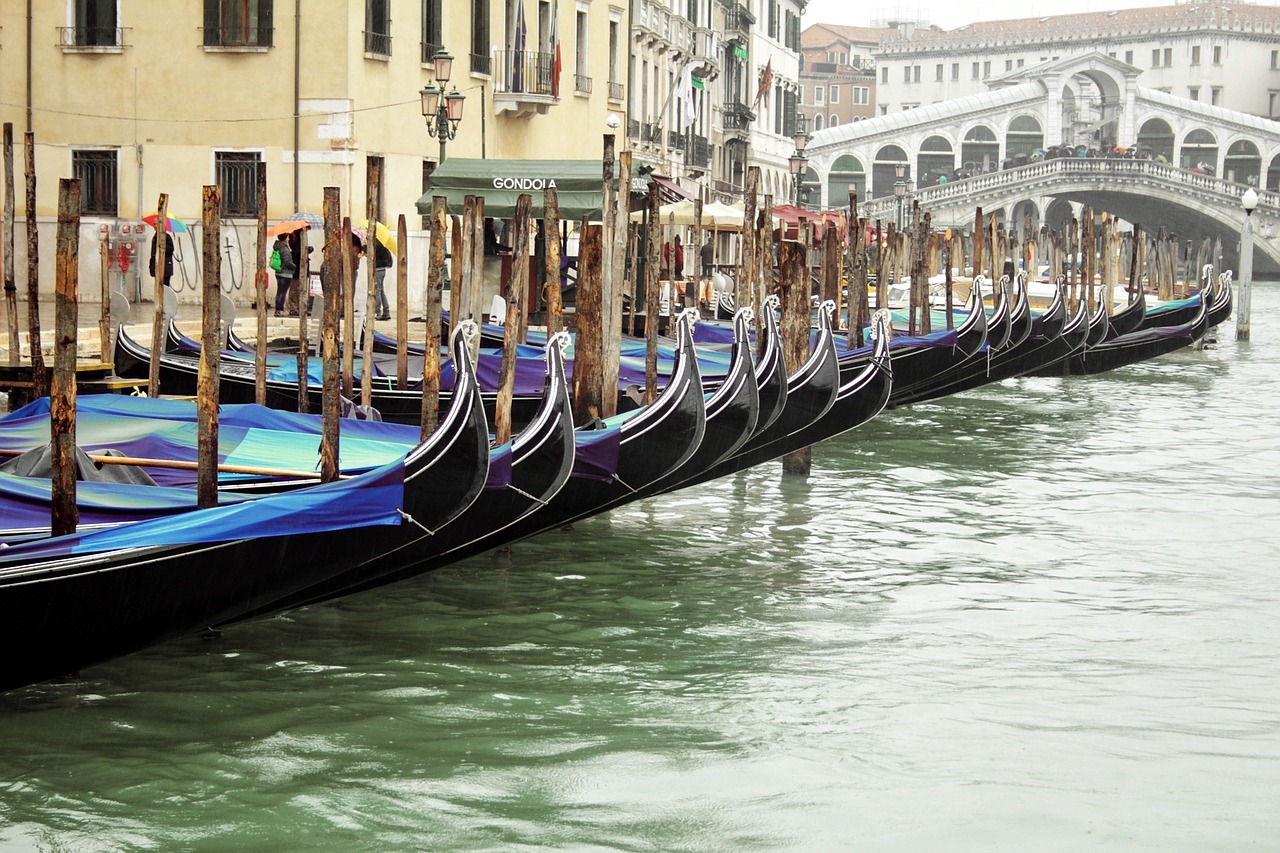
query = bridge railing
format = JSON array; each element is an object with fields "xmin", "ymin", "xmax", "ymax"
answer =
[{"xmin": 861, "ymin": 157, "xmax": 1279, "ymax": 223}]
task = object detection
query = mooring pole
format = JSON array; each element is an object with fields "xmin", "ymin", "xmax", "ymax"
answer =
[
  {"xmin": 98, "ymin": 237, "xmax": 111, "ymax": 361},
  {"xmin": 254, "ymin": 162, "xmax": 268, "ymax": 405},
  {"xmin": 3, "ymin": 123, "xmax": 18, "ymax": 366},
  {"xmin": 1237, "ymin": 197, "xmax": 1255, "ymax": 342},
  {"xmin": 572, "ymin": 223, "xmax": 604, "ymax": 425},
  {"xmin": 340, "ymin": 214, "xmax": 354, "ymax": 398},
  {"xmin": 644, "ymin": 182, "xmax": 662, "ymax": 405},
  {"xmin": 295, "ymin": 225, "xmax": 310, "ymax": 413},
  {"xmin": 544, "ymin": 186, "xmax": 562, "ymax": 336},
  {"xmin": 50, "ymin": 178, "xmax": 80, "ymax": 537},
  {"xmin": 779, "ymin": 239, "xmax": 811, "ymax": 478},
  {"xmin": 24, "ymin": 131, "xmax": 45, "ymax": 398},
  {"xmin": 421, "ymin": 197, "xmax": 446, "ymax": 440},
  {"xmin": 147, "ymin": 192, "xmax": 168, "ymax": 398},
  {"xmin": 495, "ymin": 193, "xmax": 532, "ymax": 446},
  {"xmin": 395, "ymin": 213, "xmax": 408, "ymax": 390},
  {"xmin": 362, "ymin": 159, "xmax": 380, "ymax": 409},
  {"xmin": 320, "ymin": 186, "xmax": 342, "ymax": 482},
  {"xmin": 197, "ymin": 185, "xmax": 222, "ymax": 509}
]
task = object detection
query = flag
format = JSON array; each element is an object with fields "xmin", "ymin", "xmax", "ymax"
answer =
[
  {"xmin": 678, "ymin": 64, "xmax": 697, "ymax": 130},
  {"xmin": 550, "ymin": 0, "xmax": 561, "ymax": 98},
  {"xmin": 753, "ymin": 59, "xmax": 772, "ymax": 110}
]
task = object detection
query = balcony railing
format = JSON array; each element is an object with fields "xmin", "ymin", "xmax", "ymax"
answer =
[
  {"xmin": 608, "ymin": 81, "xmax": 624, "ymax": 102},
  {"xmin": 59, "ymin": 26, "xmax": 124, "ymax": 48},
  {"xmin": 364, "ymin": 30, "xmax": 391, "ymax": 56},
  {"xmin": 493, "ymin": 49, "xmax": 554, "ymax": 96},
  {"xmin": 202, "ymin": 26, "xmax": 273, "ymax": 48},
  {"xmin": 574, "ymin": 74, "xmax": 592, "ymax": 95},
  {"xmin": 421, "ymin": 40, "xmax": 443, "ymax": 64},
  {"xmin": 668, "ymin": 130, "xmax": 686, "ymax": 150},
  {"xmin": 691, "ymin": 135, "xmax": 711, "ymax": 168},
  {"xmin": 471, "ymin": 52, "xmax": 491, "ymax": 75},
  {"xmin": 648, "ymin": 122, "xmax": 662, "ymax": 143},
  {"xmin": 725, "ymin": 4, "xmax": 755, "ymax": 40},
  {"xmin": 629, "ymin": 118, "xmax": 642, "ymax": 139},
  {"xmin": 723, "ymin": 101, "xmax": 755, "ymax": 131}
]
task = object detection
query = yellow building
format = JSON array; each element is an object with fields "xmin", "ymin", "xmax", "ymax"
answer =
[{"xmin": 0, "ymin": 0, "xmax": 628, "ymax": 304}]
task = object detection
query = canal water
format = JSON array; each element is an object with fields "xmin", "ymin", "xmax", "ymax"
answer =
[{"xmin": 2, "ymin": 286, "xmax": 1278, "ymax": 851}]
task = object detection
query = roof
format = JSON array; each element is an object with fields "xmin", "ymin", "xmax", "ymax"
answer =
[
  {"xmin": 875, "ymin": 2, "xmax": 1280, "ymax": 53},
  {"xmin": 801, "ymin": 22, "xmax": 890, "ymax": 48}
]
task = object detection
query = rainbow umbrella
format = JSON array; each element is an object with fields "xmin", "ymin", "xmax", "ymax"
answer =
[{"xmin": 143, "ymin": 212, "xmax": 188, "ymax": 233}]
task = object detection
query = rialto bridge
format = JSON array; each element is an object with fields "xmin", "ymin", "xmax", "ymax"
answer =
[{"xmin": 802, "ymin": 52, "xmax": 1280, "ymax": 274}]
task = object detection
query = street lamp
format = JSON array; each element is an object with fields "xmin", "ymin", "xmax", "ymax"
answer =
[
  {"xmin": 789, "ymin": 114, "xmax": 811, "ymax": 207},
  {"xmin": 894, "ymin": 169, "xmax": 906, "ymax": 230},
  {"xmin": 421, "ymin": 49, "xmax": 465, "ymax": 164},
  {"xmin": 1237, "ymin": 186, "xmax": 1258, "ymax": 341}
]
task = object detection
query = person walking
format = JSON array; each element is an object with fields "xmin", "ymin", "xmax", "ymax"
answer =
[
  {"xmin": 373, "ymin": 238, "xmax": 393, "ymax": 321},
  {"xmin": 149, "ymin": 230, "xmax": 175, "ymax": 290},
  {"xmin": 271, "ymin": 233, "xmax": 296, "ymax": 316}
]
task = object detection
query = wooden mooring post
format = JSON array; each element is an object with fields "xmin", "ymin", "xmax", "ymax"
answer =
[
  {"xmin": 644, "ymin": 183, "xmax": 661, "ymax": 405},
  {"xmin": 779, "ymin": 239, "xmax": 812, "ymax": 477},
  {"xmin": 148, "ymin": 192, "xmax": 169, "ymax": 398},
  {"xmin": 320, "ymin": 187, "xmax": 342, "ymax": 483},
  {"xmin": 572, "ymin": 223, "xmax": 604, "ymax": 425},
  {"xmin": 25, "ymin": 131, "xmax": 46, "ymax": 398},
  {"xmin": 362, "ymin": 159, "xmax": 380, "ymax": 409},
  {"xmin": 3, "ymin": 123, "xmax": 18, "ymax": 366},
  {"xmin": 197, "ymin": 185, "xmax": 222, "ymax": 509},
  {"xmin": 395, "ymin": 214, "xmax": 409, "ymax": 390},
  {"xmin": 495, "ymin": 193, "xmax": 532, "ymax": 445},
  {"xmin": 254, "ymin": 163, "xmax": 268, "ymax": 405},
  {"xmin": 50, "ymin": 178, "xmax": 80, "ymax": 537},
  {"xmin": 295, "ymin": 225, "xmax": 311, "ymax": 414},
  {"xmin": 421, "ymin": 197, "xmax": 446, "ymax": 440},
  {"xmin": 341, "ymin": 214, "xmax": 355, "ymax": 398},
  {"xmin": 544, "ymin": 186, "xmax": 562, "ymax": 336}
]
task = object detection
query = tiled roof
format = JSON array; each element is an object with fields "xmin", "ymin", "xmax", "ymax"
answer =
[
  {"xmin": 801, "ymin": 22, "xmax": 893, "ymax": 48},
  {"xmin": 876, "ymin": 2, "xmax": 1280, "ymax": 53}
]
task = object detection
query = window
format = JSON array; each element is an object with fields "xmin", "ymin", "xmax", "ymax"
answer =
[
  {"xmin": 814, "ymin": 86, "xmax": 824, "ymax": 105},
  {"xmin": 829, "ymin": 85, "xmax": 839, "ymax": 103},
  {"xmin": 69, "ymin": 0, "xmax": 119, "ymax": 47},
  {"xmin": 971, "ymin": 61, "xmax": 979, "ymax": 80},
  {"xmin": 575, "ymin": 9, "xmax": 589, "ymax": 87},
  {"xmin": 1270, "ymin": 91, "xmax": 1279, "ymax": 117},
  {"xmin": 1016, "ymin": 58, "xmax": 1024, "ymax": 68},
  {"xmin": 829, "ymin": 115, "xmax": 838, "ymax": 127},
  {"xmin": 881, "ymin": 66, "xmax": 888, "ymax": 84},
  {"xmin": 1211, "ymin": 86, "xmax": 1222, "ymax": 105},
  {"xmin": 1152, "ymin": 49, "xmax": 1160, "ymax": 68},
  {"xmin": 72, "ymin": 150, "xmax": 118, "ymax": 216},
  {"xmin": 1191, "ymin": 45, "xmax": 1200, "ymax": 65},
  {"xmin": 215, "ymin": 151, "xmax": 262, "ymax": 218},
  {"xmin": 853, "ymin": 86, "xmax": 868, "ymax": 105},
  {"xmin": 1272, "ymin": 50, "xmax": 1278, "ymax": 69},
  {"xmin": 798, "ymin": 85, "xmax": 805, "ymax": 104},
  {"xmin": 1164, "ymin": 47, "xmax": 1172, "ymax": 66},
  {"xmin": 879, "ymin": 104, "xmax": 888, "ymax": 115},
  {"xmin": 983, "ymin": 60, "xmax": 990, "ymax": 77},
  {"xmin": 1213, "ymin": 45, "xmax": 1222, "ymax": 64},
  {"xmin": 935, "ymin": 63, "xmax": 943, "ymax": 82},
  {"xmin": 365, "ymin": 0, "xmax": 391, "ymax": 55},
  {"xmin": 951, "ymin": 63, "xmax": 959, "ymax": 81},
  {"xmin": 903, "ymin": 66, "xmax": 910, "ymax": 83},
  {"xmin": 422, "ymin": 0, "xmax": 442, "ymax": 62},
  {"xmin": 1124, "ymin": 50, "xmax": 1133, "ymax": 64},
  {"xmin": 1188, "ymin": 86, "xmax": 1199, "ymax": 100},
  {"xmin": 607, "ymin": 17, "xmax": 621, "ymax": 97},
  {"xmin": 813, "ymin": 114, "xmax": 824, "ymax": 131},
  {"xmin": 203, "ymin": 0, "xmax": 273, "ymax": 47},
  {"xmin": 1005, "ymin": 59, "xmax": 1013, "ymax": 72},
  {"xmin": 912, "ymin": 65, "xmax": 920, "ymax": 83},
  {"xmin": 471, "ymin": 0, "xmax": 490, "ymax": 73}
]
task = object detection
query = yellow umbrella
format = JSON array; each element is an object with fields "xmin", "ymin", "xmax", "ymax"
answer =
[{"xmin": 359, "ymin": 219, "xmax": 397, "ymax": 253}]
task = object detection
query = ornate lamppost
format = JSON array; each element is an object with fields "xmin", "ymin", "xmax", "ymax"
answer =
[{"xmin": 420, "ymin": 49, "xmax": 466, "ymax": 164}]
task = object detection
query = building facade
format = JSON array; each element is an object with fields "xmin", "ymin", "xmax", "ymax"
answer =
[
  {"xmin": 873, "ymin": 3, "xmax": 1280, "ymax": 129},
  {"xmin": 798, "ymin": 23, "xmax": 880, "ymax": 135},
  {"xmin": 0, "ymin": 0, "xmax": 626, "ymax": 300}
]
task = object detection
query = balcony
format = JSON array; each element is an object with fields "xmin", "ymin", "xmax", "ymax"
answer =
[
  {"xmin": 629, "ymin": 118, "xmax": 642, "ymax": 140},
  {"xmin": 493, "ymin": 49, "xmax": 556, "ymax": 117},
  {"xmin": 471, "ymin": 52, "xmax": 491, "ymax": 76},
  {"xmin": 608, "ymin": 81, "xmax": 625, "ymax": 102},
  {"xmin": 421, "ymin": 40, "xmax": 443, "ymax": 64},
  {"xmin": 58, "ymin": 26, "xmax": 125, "ymax": 52},
  {"xmin": 725, "ymin": 4, "xmax": 754, "ymax": 43},
  {"xmin": 668, "ymin": 130, "xmax": 687, "ymax": 150},
  {"xmin": 690, "ymin": 27, "xmax": 721, "ymax": 80},
  {"xmin": 364, "ymin": 30, "xmax": 391, "ymax": 57},
  {"xmin": 574, "ymin": 74, "xmax": 592, "ymax": 95},
  {"xmin": 691, "ymin": 135, "xmax": 711, "ymax": 168},
  {"xmin": 722, "ymin": 100, "xmax": 755, "ymax": 133}
]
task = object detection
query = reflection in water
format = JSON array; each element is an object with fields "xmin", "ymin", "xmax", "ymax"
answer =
[{"xmin": 2, "ymin": 288, "xmax": 1278, "ymax": 850}]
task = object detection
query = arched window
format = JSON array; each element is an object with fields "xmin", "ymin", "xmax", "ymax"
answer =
[
  {"xmin": 918, "ymin": 135, "xmax": 955, "ymax": 186},
  {"xmin": 813, "ymin": 114, "xmax": 825, "ymax": 131},
  {"xmin": 960, "ymin": 125, "xmax": 999, "ymax": 174},
  {"xmin": 872, "ymin": 144, "xmax": 910, "ymax": 199},
  {"xmin": 828, "ymin": 154, "xmax": 866, "ymax": 206}
]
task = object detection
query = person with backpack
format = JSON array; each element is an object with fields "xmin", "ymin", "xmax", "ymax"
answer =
[
  {"xmin": 373, "ymin": 239, "xmax": 393, "ymax": 321},
  {"xmin": 271, "ymin": 233, "xmax": 296, "ymax": 316}
]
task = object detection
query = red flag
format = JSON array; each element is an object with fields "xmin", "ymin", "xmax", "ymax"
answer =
[
  {"xmin": 753, "ymin": 59, "xmax": 772, "ymax": 110},
  {"xmin": 550, "ymin": 0, "xmax": 562, "ymax": 98}
]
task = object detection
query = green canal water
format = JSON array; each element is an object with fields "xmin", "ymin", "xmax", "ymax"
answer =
[{"xmin": 1, "ymin": 286, "xmax": 1278, "ymax": 851}]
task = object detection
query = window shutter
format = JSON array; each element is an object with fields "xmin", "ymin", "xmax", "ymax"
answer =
[
  {"xmin": 203, "ymin": 0, "xmax": 221, "ymax": 46},
  {"xmin": 258, "ymin": 0, "xmax": 274, "ymax": 47}
]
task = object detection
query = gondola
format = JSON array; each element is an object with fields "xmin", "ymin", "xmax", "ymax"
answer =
[
  {"xmin": 272, "ymin": 309, "xmax": 710, "ymax": 606},
  {"xmin": 230, "ymin": 330, "xmax": 580, "ymax": 620},
  {"xmin": 885, "ymin": 274, "xmax": 1012, "ymax": 409},
  {"xmin": 0, "ymin": 323, "xmax": 491, "ymax": 692},
  {"xmin": 1102, "ymin": 288, "xmax": 1147, "ymax": 340},
  {"xmin": 891, "ymin": 275, "xmax": 1071, "ymax": 406},
  {"xmin": 1061, "ymin": 285, "xmax": 1209, "ymax": 375}
]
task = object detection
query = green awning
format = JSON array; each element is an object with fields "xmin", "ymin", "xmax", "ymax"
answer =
[{"xmin": 416, "ymin": 159, "xmax": 625, "ymax": 220}]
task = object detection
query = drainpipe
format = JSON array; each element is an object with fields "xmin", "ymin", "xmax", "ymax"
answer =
[{"xmin": 293, "ymin": 0, "xmax": 301, "ymax": 212}]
